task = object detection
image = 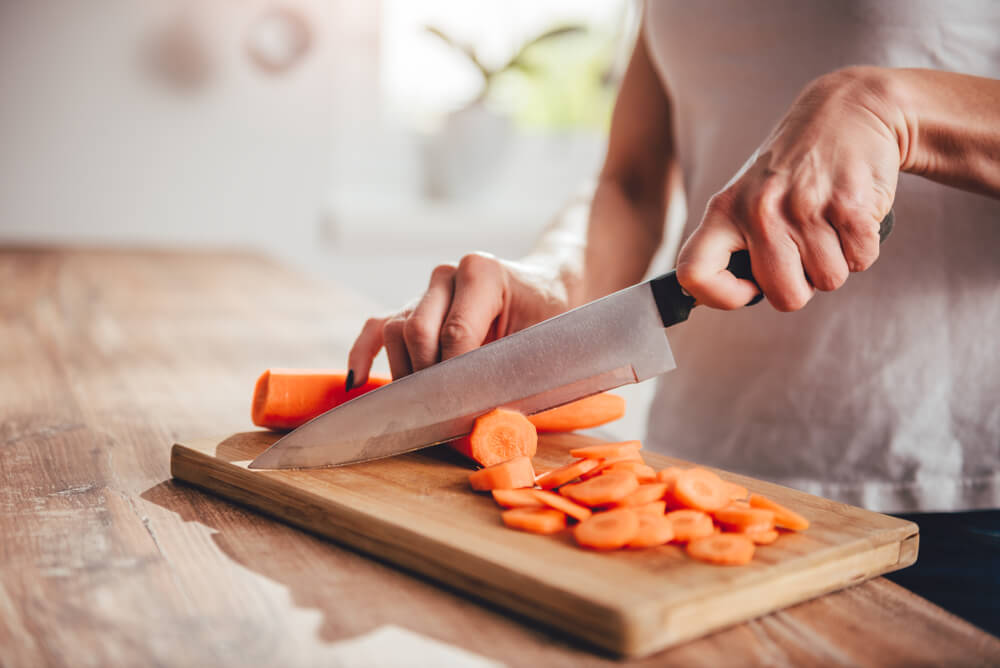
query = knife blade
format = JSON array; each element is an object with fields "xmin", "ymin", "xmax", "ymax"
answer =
[{"xmin": 250, "ymin": 211, "xmax": 893, "ymax": 470}]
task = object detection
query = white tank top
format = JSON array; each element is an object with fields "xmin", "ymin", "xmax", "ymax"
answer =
[{"xmin": 642, "ymin": 0, "xmax": 1000, "ymax": 513}]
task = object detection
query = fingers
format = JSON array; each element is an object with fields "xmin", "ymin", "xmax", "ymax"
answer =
[
  {"xmin": 440, "ymin": 253, "xmax": 506, "ymax": 360},
  {"xmin": 347, "ymin": 316, "xmax": 387, "ymax": 386},
  {"xmin": 676, "ymin": 200, "xmax": 762, "ymax": 310},
  {"xmin": 404, "ymin": 265, "xmax": 456, "ymax": 371},
  {"xmin": 382, "ymin": 316, "xmax": 412, "ymax": 379},
  {"xmin": 826, "ymin": 195, "xmax": 881, "ymax": 273}
]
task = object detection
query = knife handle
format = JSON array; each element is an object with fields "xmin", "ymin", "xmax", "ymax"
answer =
[{"xmin": 650, "ymin": 209, "xmax": 894, "ymax": 326}]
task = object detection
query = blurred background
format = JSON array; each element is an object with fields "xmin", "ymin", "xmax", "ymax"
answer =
[{"xmin": 0, "ymin": 0, "xmax": 652, "ymax": 437}]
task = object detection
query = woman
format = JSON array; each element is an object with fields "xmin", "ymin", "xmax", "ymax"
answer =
[{"xmin": 349, "ymin": 1, "xmax": 1000, "ymax": 633}]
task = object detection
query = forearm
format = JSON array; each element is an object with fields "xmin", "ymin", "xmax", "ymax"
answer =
[{"xmin": 877, "ymin": 68, "xmax": 1000, "ymax": 197}]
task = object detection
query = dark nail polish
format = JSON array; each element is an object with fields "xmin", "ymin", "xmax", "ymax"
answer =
[{"xmin": 344, "ymin": 369, "xmax": 355, "ymax": 392}]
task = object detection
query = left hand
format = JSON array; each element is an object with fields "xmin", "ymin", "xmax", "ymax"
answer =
[{"xmin": 676, "ymin": 66, "xmax": 901, "ymax": 311}]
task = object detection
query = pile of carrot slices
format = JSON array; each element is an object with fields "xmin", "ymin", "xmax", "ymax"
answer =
[{"xmin": 468, "ymin": 439, "xmax": 809, "ymax": 566}]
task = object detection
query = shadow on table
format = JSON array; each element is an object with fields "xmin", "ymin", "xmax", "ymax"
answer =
[{"xmin": 139, "ymin": 434, "xmax": 611, "ymax": 663}]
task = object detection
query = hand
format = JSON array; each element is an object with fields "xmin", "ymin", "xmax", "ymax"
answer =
[
  {"xmin": 676, "ymin": 66, "xmax": 902, "ymax": 311},
  {"xmin": 347, "ymin": 253, "xmax": 573, "ymax": 384}
]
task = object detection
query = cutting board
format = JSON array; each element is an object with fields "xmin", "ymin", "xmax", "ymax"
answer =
[{"xmin": 170, "ymin": 431, "xmax": 918, "ymax": 658}]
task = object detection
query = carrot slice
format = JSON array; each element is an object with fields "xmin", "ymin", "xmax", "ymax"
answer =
[
  {"xmin": 612, "ymin": 482, "xmax": 669, "ymax": 508},
  {"xmin": 569, "ymin": 440, "xmax": 641, "ymax": 460},
  {"xmin": 573, "ymin": 508, "xmax": 640, "ymax": 550},
  {"xmin": 686, "ymin": 533, "xmax": 756, "ymax": 565},
  {"xmin": 722, "ymin": 480, "xmax": 749, "ymax": 501},
  {"xmin": 603, "ymin": 461, "xmax": 658, "ymax": 483},
  {"xmin": 633, "ymin": 500, "xmax": 667, "ymax": 515},
  {"xmin": 491, "ymin": 488, "xmax": 542, "ymax": 509},
  {"xmin": 502, "ymin": 507, "xmax": 567, "ymax": 534},
  {"xmin": 530, "ymin": 490, "xmax": 592, "ymax": 522},
  {"xmin": 561, "ymin": 472, "xmax": 639, "ymax": 507},
  {"xmin": 665, "ymin": 509, "xmax": 715, "ymax": 543},
  {"xmin": 713, "ymin": 506, "xmax": 776, "ymax": 533},
  {"xmin": 534, "ymin": 458, "xmax": 600, "ymax": 490},
  {"xmin": 527, "ymin": 393, "xmax": 626, "ymax": 432},
  {"xmin": 626, "ymin": 513, "xmax": 675, "ymax": 548},
  {"xmin": 749, "ymin": 494, "xmax": 811, "ymax": 531},
  {"xmin": 468, "ymin": 456, "xmax": 536, "ymax": 491},
  {"xmin": 656, "ymin": 466, "xmax": 684, "ymax": 488},
  {"xmin": 251, "ymin": 369, "xmax": 391, "ymax": 431},
  {"xmin": 579, "ymin": 452, "xmax": 645, "ymax": 480},
  {"xmin": 450, "ymin": 408, "xmax": 538, "ymax": 467},
  {"xmin": 745, "ymin": 528, "xmax": 780, "ymax": 545},
  {"xmin": 673, "ymin": 468, "xmax": 731, "ymax": 512}
]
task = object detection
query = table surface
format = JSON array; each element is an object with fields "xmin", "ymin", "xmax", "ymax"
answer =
[{"xmin": 3, "ymin": 246, "xmax": 999, "ymax": 667}]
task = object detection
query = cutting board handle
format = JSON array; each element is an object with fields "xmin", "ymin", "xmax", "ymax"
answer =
[{"xmin": 650, "ymin": 209, "xmax": 894, "ymax": 326}]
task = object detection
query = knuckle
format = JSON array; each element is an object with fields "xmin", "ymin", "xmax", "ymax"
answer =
[
  {"xmin": 402, "ymin": 317, "xmax": 435, "ymax": 350},
  {"xmin": 811, "ymin": 264, "xmax": 848, "ymax": 292},
  {"xmin": 382, "ymin": 318, "xmax": 404, "ymax": 340},
  {"xmin": 769, "ymin": 289, "xmax": 810, "ymax": 313},
  {"xmin": 457, "ymin": 252, "xmax": 497, "ymax": 278},
  {"xmin": 439, "ymin": 318, "xmax": 475, "ymax": 349},
  {"xmin": 430, "ymin": 263, "xmax": 456, "ymax": 282}
]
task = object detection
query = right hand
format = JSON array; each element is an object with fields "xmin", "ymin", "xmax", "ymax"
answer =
[{"xmin": 347, "ymin": 252, "xmax": 573, "ymax": 384}]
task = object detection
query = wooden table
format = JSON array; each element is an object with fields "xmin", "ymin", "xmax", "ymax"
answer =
[{"xmin": 3, "ymin": 246, "xmax": 998, "ymax": 667}]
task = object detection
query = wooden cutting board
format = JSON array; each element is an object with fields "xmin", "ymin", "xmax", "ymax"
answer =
[{"xmin": 170, "ymin": 431, "xmax": 918, "ymax": 658}]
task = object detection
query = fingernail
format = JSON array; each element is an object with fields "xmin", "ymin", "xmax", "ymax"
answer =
[{"xmin": 344, "ymin": 369, "xmax": 354, "ymax": 392}]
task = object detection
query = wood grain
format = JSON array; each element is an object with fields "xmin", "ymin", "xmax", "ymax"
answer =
[
  {"xmin": 170, "ymin": 431, "xmax": 918, "ymax": 657},
  {"xmin": 2, "ymin": 246, "xmax": 999, "ymax": 667}
]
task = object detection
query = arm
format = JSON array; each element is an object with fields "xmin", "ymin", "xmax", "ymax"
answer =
[
  {"xmin": 676, "ymin": 66, "xmax": 1000, "ymax": 311},
  {"xmin": 347, "ymin": 28, "xmax": 678, "ymax": 382}
]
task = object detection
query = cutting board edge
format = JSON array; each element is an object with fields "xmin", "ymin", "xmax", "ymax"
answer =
[{"xmin": 169, "ymin": 441, "xmax": 637, "ymax": 654}]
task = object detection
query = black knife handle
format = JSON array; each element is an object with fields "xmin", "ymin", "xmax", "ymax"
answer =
[{"xmin": 650, "ymin": 209, "xmax": 894, "ymax": 327}]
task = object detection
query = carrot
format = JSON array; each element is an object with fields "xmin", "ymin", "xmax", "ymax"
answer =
[
  {"xmin": 502, "ymin": 507, "xmax": 567, "ymax": 534},
  {"xmin": 492, "ymin": 489, "xmax": 542, "ymax": 509},
  {"xmin": 656, "ymin": 466, "xmax": 684, "ymax": 488},
  {"xmin": 569, "ymin": 440, "xmax": 641, "ymax": 460},
  {"xmin": 713, "ymin": 506, "xmax": 776, "ymax": 533},
  {"xmin": 749, "ymin": 494, "xmax": 811, "ymax": 531},
  {"xmin": 603, "ymin": 461, "xmax": 658, "ymax": 483},
  {"xmin": 573, "ymin": 508, "xmax": 640, "ymax": 550},
  {"xmin": 686, "ymin": 533, "xmax": 756, "ymax": 565},
  {"xmin": 527, "ymin": 393, "xmax": 626, "ymax": 432},
  {"xmin": 468, "ymin": 456, "xmax": 536, "ymax": 491},
  {"xmin": 561, "ymin": 472, "xmax": 639, "ymax": 507},
  {"xmin": 612, "ymin": 482, "xmax": 669, "ymax": 508},
  {"xmin": 579, "ymin": 452, "xmax": 645, "ymax": 480},
  {"xmin": 535, "ymin": 458, "xmax": 600, "ymax": 489},
  {"xmin": 745, "ymin": 528, "xmax": 780, "ymax": 545},
  {"xmin": 450, "ymin": 408, "xmax": 537, "ymax": 467},
  {"xmin": 626, "ymin": 513, "xmax": 675, "ymax": 548},
  {"xmin": 672, "ymin": 468, "xmax": 731, "ymax": 512},
  {"xmin": 530, "ymin": 490, "xmax": 592, "ymax": 523},
  {"xmin": 722, "ymin": 480, "xmax": 749, "ymax": 501},
  {"xmin": 634, "ymin": 500, "xmax": 667, "ymax": 515},
  {"xmin": 665, "ymin": 509, "xmax": 715, "ymax": 543},
  {"xmin": 251, "ymin": 368, "xmax": 391, "ymax": 431}
]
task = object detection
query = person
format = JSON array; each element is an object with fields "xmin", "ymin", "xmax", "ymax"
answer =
[{"xmin": 348, "ymin": 2, "xmax": 1000, "ymax": 634}]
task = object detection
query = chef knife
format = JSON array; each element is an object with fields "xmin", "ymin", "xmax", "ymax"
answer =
[{"xmin": 250, "ymin": 211, "xmax": 893, "ymax": 470}]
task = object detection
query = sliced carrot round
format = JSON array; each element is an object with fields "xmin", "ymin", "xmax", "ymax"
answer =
[
  {"xmin": 468, "ymin": 456, "xmax": 536, "ymax": 491},
  {"xmin": 502, "ymin": 507, "xmax": 567, "ymax": 534},
  {"xmin": 633, "ymin": 500, "xmax": 667, "ymax": 515},
  {"xmin": 491, "ymin": 488, "xmax": 543, "ymax": 509},
  {"xmin": 613, "ymin": 482, "xmax": 668, "ymax": 508},
  {"xmin": 573, "ymin": 508, "xmax": 640, "ymax": 550},
  {"xmin": 534, "ymin": 458, "xmax": 600, "ymax": 489},
  {"xmin": 745, "ymin": 528, "xmax": 780, "ymax": 545},
  {"xmin": 626, "ymin": 513, "xmax": 675, "ymax": 548},
  {"xmin": 561, "ymin": 472, "xmax": 639, "ymax": 507},
  {"xmin": 569, "ymin": 440, "xmax": 642, "ymax": 460},
  {"xmin": 579, "ymin": 452, "xmax": 645, "ymax": 480},
  {"xmin": 603, "ymin": 461, "xmax": 658, "ymax": 483},
  {"xmin": 673, "ymin": 467, "xmax": 731, "ymax": 512},
  {"xmin": 713, "ymin": 506, "xmax": 776, "ymax": 533},
  {"xmin": 749, "ymin": 494, "xmax": 810, "ymax": 531},
  {"xmin": 665, "ymin": 509, "xmax": 715, "ymax": 543},
  {"xmin": 722, "ymin": 480, "xmax": 749, "ymax": 501},
  {"xmin": 686, "ymin": 533, "xmax": 755, "ymax": 565},
  {"xmin": 528, "ymin": 393, "xmax": 626, "ymax": 432},
  {"xmin": 530, "ymin": 489, "xmax": 592, "ymax": 523},
  {"xmin": 454, "ymin": 408, "xmax": 537, "ymax": 468},
  {"xmin": 656, "ymin": 466, "xmax": 685, "ymax": 488}
]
